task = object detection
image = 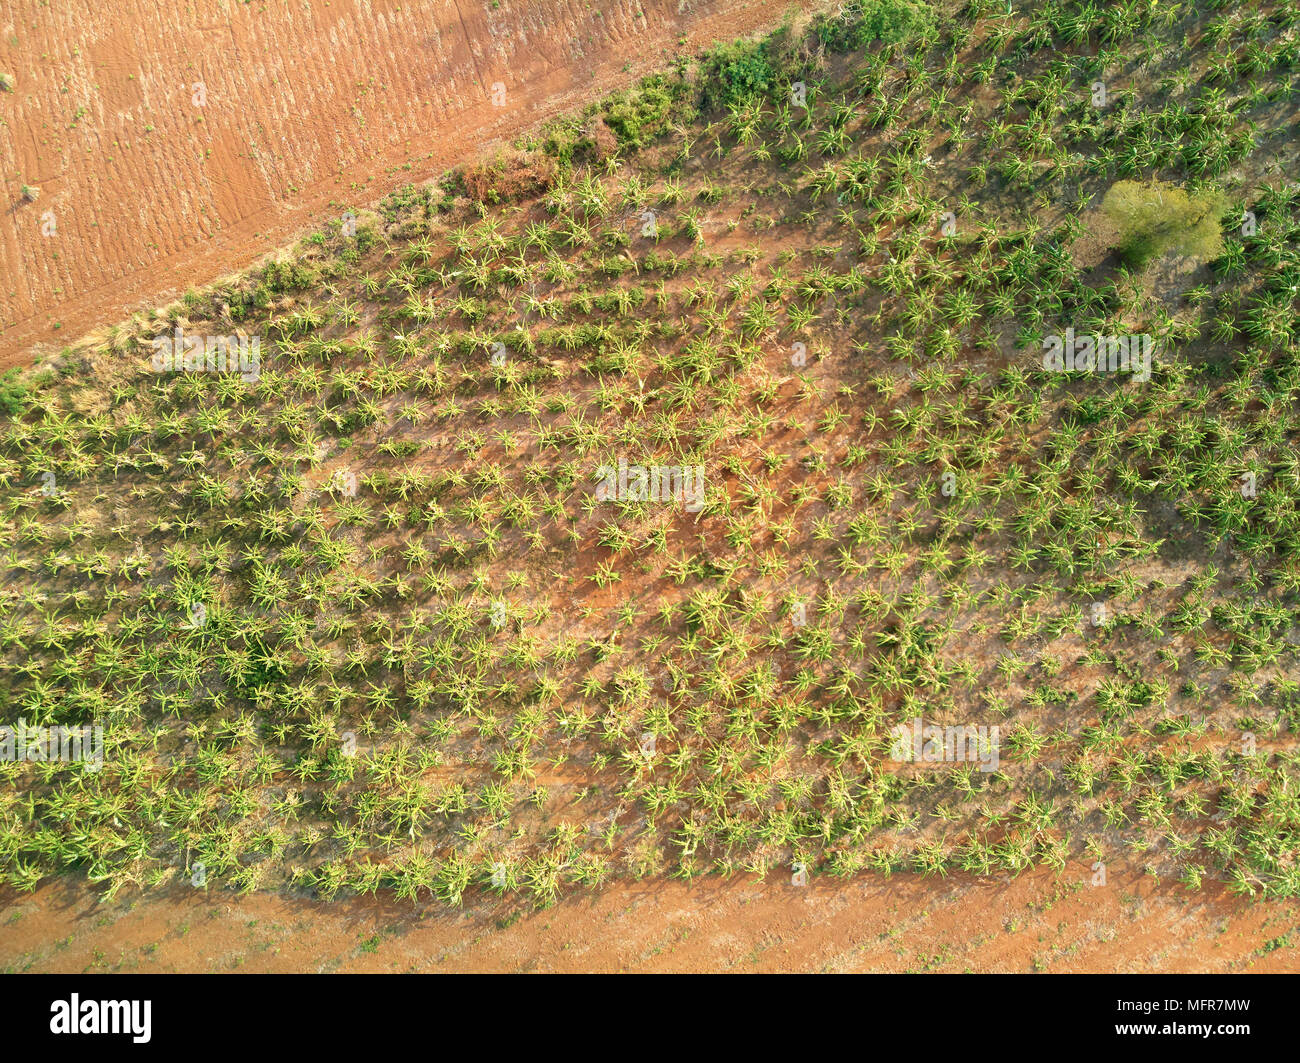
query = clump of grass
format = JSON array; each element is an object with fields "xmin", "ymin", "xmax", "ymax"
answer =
[
  {"xmin": 21, "ymin": 184, "xmax": 40, "ymax": 203},
  {"xmin": 1101, "ymin": 179, "xmax": 1229, "ymax": 270},
  {"xmin": 0, "ymin": 73, "xmax": 15, "ymax": 92}
]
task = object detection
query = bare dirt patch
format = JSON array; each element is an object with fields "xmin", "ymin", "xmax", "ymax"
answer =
[{"xmin": 3, "ymin": 861, "xmax": 1297, "ymax": 973}]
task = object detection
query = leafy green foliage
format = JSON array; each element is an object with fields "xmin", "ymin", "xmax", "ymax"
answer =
[
  {"xmin": 2, "ymin": 0, "xmax": 1299, "ymax": 911},
  {"xmin": 1101, "ymin": 180, "xmax": 1230, "ymax": 270},
  {"xmin": 0, "ymin": 369, "xmax": 29, "ymax": 417},
  {"xmin": 814, "ymin": 0, "xmax": 935, "ymax": 50}
]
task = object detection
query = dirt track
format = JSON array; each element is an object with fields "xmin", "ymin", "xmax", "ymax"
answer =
[{"xmin": 0, "ymin": 0, "xmax": 802, "ymax": 368}]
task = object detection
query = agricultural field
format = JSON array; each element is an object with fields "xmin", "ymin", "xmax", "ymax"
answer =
[{"xmin": 2, "ymin": 0, "xmax": 1300, "ymax": 976}]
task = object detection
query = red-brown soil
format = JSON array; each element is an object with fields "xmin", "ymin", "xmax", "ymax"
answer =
[
  {"xmin": 3, "ymin": 862, "xmax": 1297, "ymax": 973},
  {"xmin": 0, "ymin": 0, "xmax": 801, "ymax": 368}
]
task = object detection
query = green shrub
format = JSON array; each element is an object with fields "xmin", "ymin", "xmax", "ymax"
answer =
[
  {"xmin": 1101, "ymin": 180, "xmax": 1229, "ymax": 270},
  {"xmin": 813, "ymin": 0, "xmax": 934, "ymax": 51},
  {"xmin": 0, "ymin": 368, "xmax": 28, "ymax": 416},
  {"xmin": 601, "ymin": 77, "xmax": 683, "ymax": 149},
  {"xmin": 700, "ymin": 39, "xmax": 776, "ymax": 107}
]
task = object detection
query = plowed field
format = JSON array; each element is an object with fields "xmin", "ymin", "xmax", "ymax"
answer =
[{"xmin": 0, "ymin": 0, "xmax": 795, "ymax": 366}]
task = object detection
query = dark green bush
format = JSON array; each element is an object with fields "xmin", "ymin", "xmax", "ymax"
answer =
[
  {"xmin": 0, "ymin": 368, "xmax": 29, "ymax": 416},
  {"xmin": 812, "ymin": 0, "xmax": 934, "ymax": 51},
  {"xmin": 700, "ymin": 39, "xmax": 776, "ymax": 108}
]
